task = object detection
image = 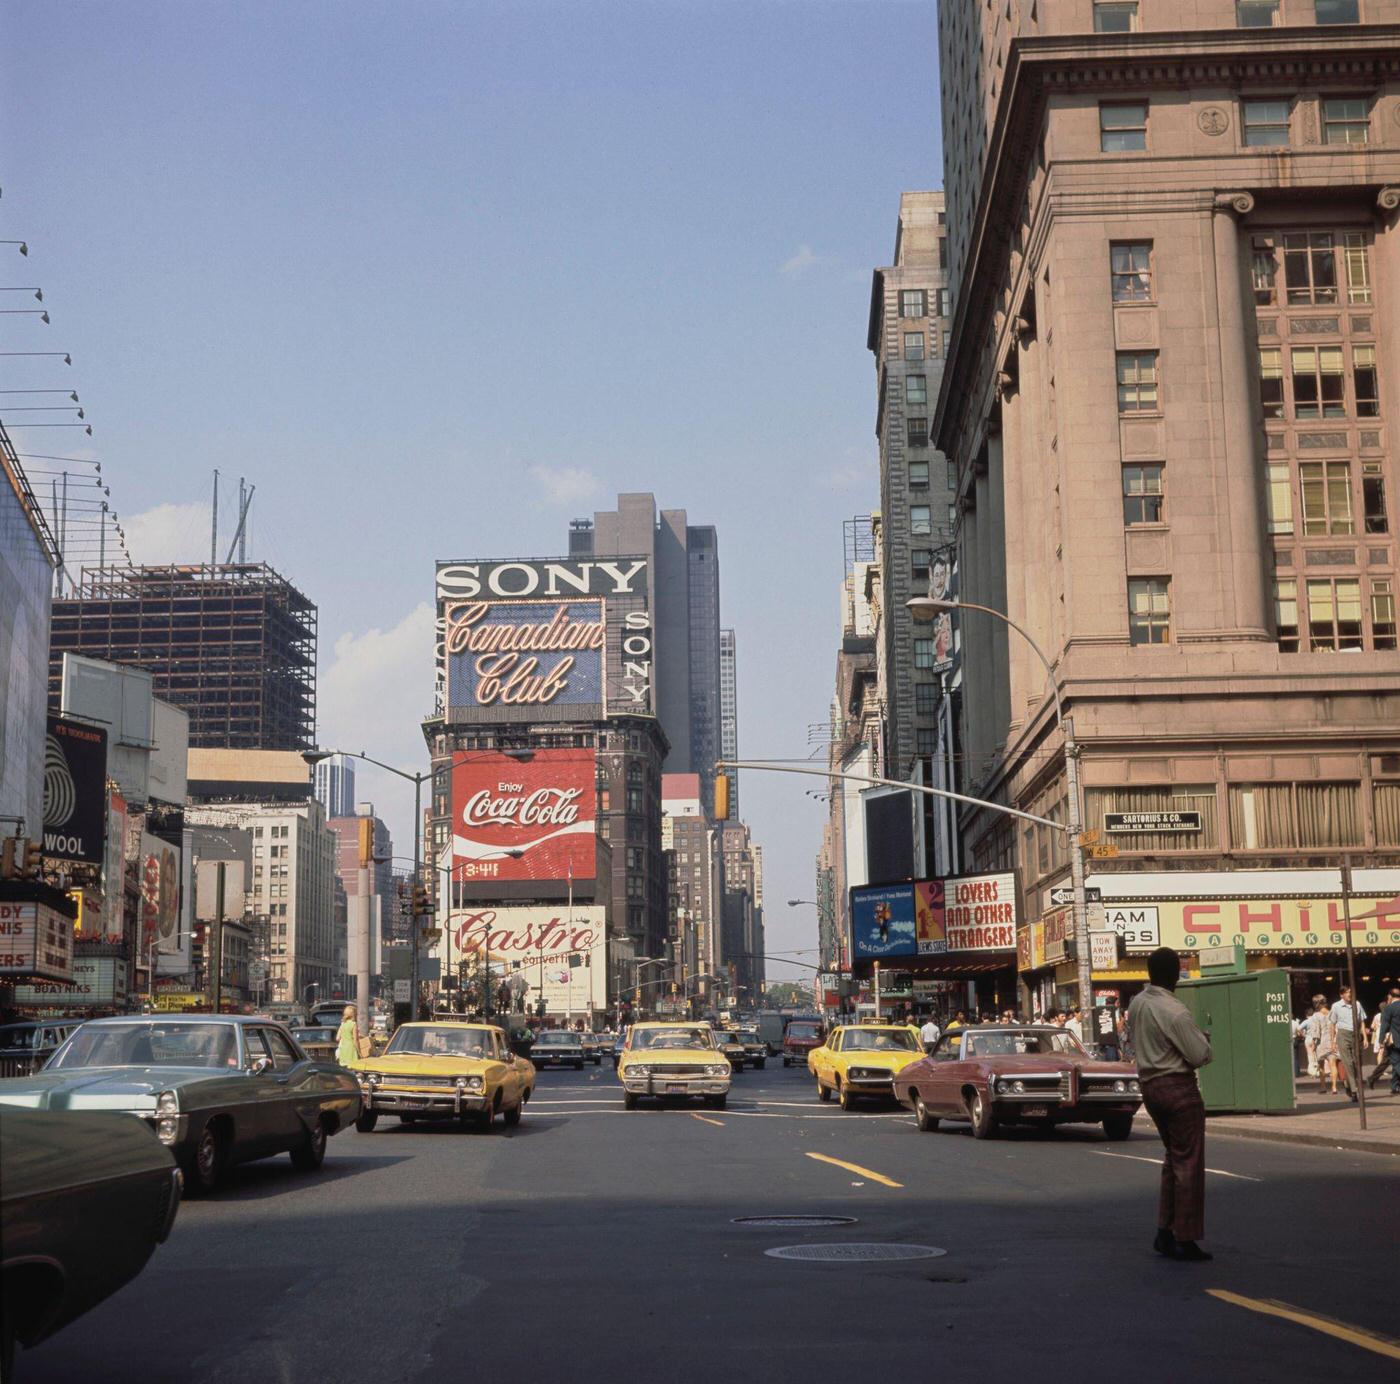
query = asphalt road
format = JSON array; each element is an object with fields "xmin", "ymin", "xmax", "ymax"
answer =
[{"xmin": 18, "ymin": 1062, "xmax": 1399, "ymax": 1382}]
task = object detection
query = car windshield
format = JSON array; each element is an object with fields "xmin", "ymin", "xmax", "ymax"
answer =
[
  {"xmin": 387, "ymin": 1027, "xmax": 492, "ymax": 1058},
  {"xmin": 966, "ymin": 1029, "xmax": 1086, "ymax": 1058},
  {"xmin": 50, "ymin": 1022, "xmax": 240, "ymax": 1069},
  {"xmin": 739, "ymin": 1031, "xmax": 759, "ymax": 1043},
  {"xmin": 787, "ymin": 1024, "xmax": 820, "ymax": 1040},
  {"xmin": 292, "ymin": 1027, "xmax": 336, "ymax": 1043},
  {"xmin": 717, "ymin": 1033, "xmax": 740, "ymax": 1043},
  {"xmin": 843, "ymin": 1029, "xmax": 919, "ymax": 1052},
  {"xmin": 538, "ymin": 1033, "xmax": 577, "ymax": 1045},
  {"xmin": 634, "ymin": 1027, "xmax": 714, "ymax": 1051}
]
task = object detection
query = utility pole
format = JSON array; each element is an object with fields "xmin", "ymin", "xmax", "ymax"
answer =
[
  {"xmin": 211, "ymin": 861, "xmax": 225, "ymax": 1016},
  {"xmin": 354, "ymin": 818, "xmax": 373, "ymax": 1037},
  {"xmin": 1339, "ymin": 855, "xmax": 1367, "ymax": 1132}
]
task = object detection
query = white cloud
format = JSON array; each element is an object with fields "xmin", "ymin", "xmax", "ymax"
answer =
[
  {"xmin": 780, "ymin": 243, "xmax": 831, "ymax": 277},
  {"xmin": 526, "ymin": 464, "xmax": 601, "ymax": 506},
  {"xmin": 123, "ymin": 501, "xmax": 212, "ymax": 565}
]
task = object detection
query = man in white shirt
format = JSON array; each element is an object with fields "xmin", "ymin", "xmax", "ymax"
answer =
[
  {"xmin": 919, "ymin": 1017, "xmax": 941, "ymax": 1052},
  {"xmin": 1127, "ymin": 948, "xmax": 1214, "ymax": 1262},
  {"xmin": 1329, "ymin": 986, "xmax": 1369, "ymax": 1102},
  {"xmin": 1065, "ymin": 1008, "xmax": 1084, "ymax": 1042}
]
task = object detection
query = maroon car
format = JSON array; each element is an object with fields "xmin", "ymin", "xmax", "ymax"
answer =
[
  {"xmin": 892, "ymin": 1025, "xmax": 1141, "ymax": 1140},
  {"xmin": 781, "ymin": 1020, "xmax": 824, "ymax": 1068}
]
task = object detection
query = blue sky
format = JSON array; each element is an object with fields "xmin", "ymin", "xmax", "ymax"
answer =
[{"xmin": 5, "ymin": 0, "xmax": 944, "ymax": 980}]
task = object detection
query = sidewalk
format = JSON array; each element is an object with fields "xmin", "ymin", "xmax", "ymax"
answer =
[{"xmin": 1202, "ymin": 1084, "xmax": 1400, "ymax": 1158}]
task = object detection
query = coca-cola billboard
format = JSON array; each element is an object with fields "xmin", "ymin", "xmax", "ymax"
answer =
[{"xmin": 452, "ymin": 749, "xmax": 596, "ymax": 883}]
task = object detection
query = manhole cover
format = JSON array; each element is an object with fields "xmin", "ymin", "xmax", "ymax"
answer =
[
  {"xmin": 732, "ymin": 1215, "xmax": 858, "ymax": 1228},
  {"xmin": 765, "ymin": 1243, "xmax": 946, "ymax": 1263}
]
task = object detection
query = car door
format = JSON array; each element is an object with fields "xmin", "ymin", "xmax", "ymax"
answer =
[
  {"xmin": 263, "ymin": 1026, "xmax": 314, "ymax": 1150},
  {"xmin": 241, "ymin": 1026, "xmax": 288, "ymax": 1154},
  {"xmin": 815, "ymin": 1030, "xmax": 838, "ymax": 1083},
  {"xmin": 922, "ymin": 1033, "xmax": 963, "ymax": 1113}
]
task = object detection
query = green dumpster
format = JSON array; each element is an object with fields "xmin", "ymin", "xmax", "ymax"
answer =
[{"xmin": 1178, "ymin": 963, "xmax": 1294, "ymax": 1113}]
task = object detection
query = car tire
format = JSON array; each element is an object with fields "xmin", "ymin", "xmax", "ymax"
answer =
[
  {"xmin": 706, "ymin": 1094, "xmax": 727, "ymax": 1111},
  {"xmin": 1102, "ymin": 1112, "xmax": 1134, "ymax": 1141},
  {"xmin": 967, "ymin": 1088, "xmax": 997, "ymax": 1139},
  {"xmin": 477, "ymin": 1102, "xmax": 496, "ymax": 1133},
  {"xmin": 913, "ymin": 1092, "xmax": 939, "ymax": 1133},
  {"xmin": 186, "ymin": 1120, "xmax": 226, "ymax": 1194},
  {"xmin": 290, "ymin": 1118, "xmax": 328, "ymax": 1171},
  {"xmin": 838, "ymin": 1082, "xmax": 858, "ymax": 1112},
  {"xmin": 816, "ymin": 1076, "xmax": 831, "ymax": 1102},
  {"xmin": 782, "ymin": 1057, "xmax": 791, "ymax": 1068},
  {"xmin": 624, "ymin": 1090, "xmax": 639, "ymax": 1110},
  {"xmin": 399, "ymin": 1113, "xmax": 418, "ymax": 1124},
  {"xmin": 354, "ymin": 1111, "xmax": 378, "ymax": 1133},
  {"xmin": 503, "ymin": 1100, "xmax": 523, "ymax": 1127}
]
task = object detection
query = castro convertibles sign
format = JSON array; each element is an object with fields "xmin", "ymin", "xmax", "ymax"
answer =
[
  {"xmin": 435, "ymin": 559, "xmax": 652, "ymax": 721},
  {"xmin": 43, "ymin": 716, "xmax": 108, "ymax": 865},
  {"xmin": 452, "ymin": 748, "xmax": 597, "ymax": 884},
  {"xmin": 445, "ymin": 904, "xmax": 607, "ymax": 1012}
]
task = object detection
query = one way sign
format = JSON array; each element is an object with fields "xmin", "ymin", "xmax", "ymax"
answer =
[{"xmin": 1049, "ymin": 886, "xmax": 1102, "ymax": 907}]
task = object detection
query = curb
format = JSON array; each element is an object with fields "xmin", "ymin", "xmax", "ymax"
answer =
[{"xmin": 1206, "ymin": 1122, "xmax": 1399, "ymax": 1158}]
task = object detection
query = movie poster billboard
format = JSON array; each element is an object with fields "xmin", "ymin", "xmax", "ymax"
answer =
[
  {"xmin": 444, "ymin": 903, "xmax": 607, "ymax": 1012},
  {"xmin": 98, "ymin": 790, "xmax": 128, "ymax": 943},
  {"xmin": 434, "ymin": 559, "xmax": 651, "ymax": 722},
  {"xmin": 915, "ymin": 880, "xmax": 947, "ymax": 954},
  {"xmin": 43, "ymin": 715, "xmax": 108, "ymax": 865},
  {"xmin": 452, "ymin": 748, "xmax": 596, "ymax": 884},
  {"xmin": 139, "ymin": 832, "xmax": 181, "ymax": 955},
  {"xmin": 943, "ymin": 872, "xmax": 1018, "ymax": 951},
  {"xmin": 850, "ymin": 883, "xmax": 917, "ymax": 960}
]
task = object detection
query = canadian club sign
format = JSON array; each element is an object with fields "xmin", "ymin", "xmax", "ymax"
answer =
[{"xmin": 452, "ymin": 748, "xmax": 597, "ymax": 883}]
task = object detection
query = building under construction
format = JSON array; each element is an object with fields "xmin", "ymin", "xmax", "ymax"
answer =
[{"xmin": 49, "ymin": 564, "xmax": 317, "ymax": 750}]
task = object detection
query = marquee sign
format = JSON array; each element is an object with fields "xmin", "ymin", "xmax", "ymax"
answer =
[
  {"xmin": 0, "ymin": 900, "xmax": 75, "ymax": 982},
  {"xmin": 452, "ymin": 749, "xmax": 597, "ymax": 884},
  {"xmin": 850, "ymin": 871, "xmax": 1019, "ymax": 960}
]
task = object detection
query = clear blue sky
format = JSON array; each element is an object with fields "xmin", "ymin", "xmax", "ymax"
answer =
[{"xmin": 5, "ymin": 0, "xmax": 944, "ymax": 980}]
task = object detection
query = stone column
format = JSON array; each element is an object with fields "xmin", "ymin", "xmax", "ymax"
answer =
[
  {"xmin": 985, "ymin": 427, "xmax": 1012, "ymax": 752},
  {"xmin": 1210, "ymin": 191, "xmax": 1271, "ymax": 640}
]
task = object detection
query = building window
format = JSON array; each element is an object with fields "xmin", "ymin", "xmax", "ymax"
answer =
[
  {"xmin": 1243, "ymin": 99, "xmax": 1291, "ymax": 147},
  {"xmin": 1236, "ymin": 0, "xmax": 1280, "ymax": 23},
  {"xmin": 1229, "ymin": 782, "xmax": 1360, "ymax": 849},
  {"xmin": 1283, "ymin": 232, "xmax": 1338, "ymax": 304},
  {"xmin": 909, "ymin": 460, "xmax": 929, "ymax": 488},
  {"xmin": 1258, "ymin": 348, "xmax": 1284, "ymax": 418},
  {"xmin": 1306, "ymin": 577, "xmax": 1363, "ymax": 650},
  {"xmin": 900, "ymin": 289, "xmax": 927, "ymax": 318},
  {"xmin": 1291, "ymin": 346, "xmax": 1345, "ymax": 419},
  {"xmin": 1265, "ymin": 462, "xmax": 1294, "ymax": 535},
  {"xmin": 1343, "ymin": 232, "xmax": 1372, "ymax": 303},
  {"xmin": 627, "ymin": 788, "xmax": 643, "ymax": 813},
  {"xmin": 1122, "ymin": 464, "xmax": 1164, "ymax": 524},
  {"xmin": 1300, "ymin": 461, "xmax": 1353, "ymax": 535},
  {"xmin": 937, "ymin": 288, "xmax": 951, "ymax": 318},
  {"xmin": 1251, "ymin": 236, "xmax": 1278, "ymax": 305},
  {"xmin": 1353, "ymin": 345, "xmax": 1379, "ymax": 417},
  {"xmin": 903, "ymin": 331, "xmax": 924, "ymax": 361},
  {"xmin": 916, "ymin": 729, "xmax": 938, "ymax": 755},
  {"xmin": 912, "ymin": 548, "xmax": 932, "ymax": 582},
  {"xmin": 1085, "ymin": 786, "xmax": 1219, "ymax": 851},
  {"xmin": 1275, "ymin": 578, "xmax": 1300, "ymax": 652},
  {"xmin": 1314, "ymin": 0, "xmax": 1360, "ymax": 22},
  {"xmin": 910, "ymin": 505, "xmax": 932, "ymax": 537},
  {"xmin": 1363, "ymin": 459, "xmax": 1389, "ymax": 533},
  {"xmin": 1127, "ymin": 577, "xmax": 1171, "ymax": 645},
  {"xmin": 915, "ymin": 683, "xmax": 939, "ymax": 716},
  {"xmin": 907, "ymin": 416, "xmax": 929, "ymax": 447},
  {"xmin": 1372, "ymin": 579, "xmax": 1397, "ymax": 650},
  {"xmin": 906, "ymin": 375, "xmax": 927, "ymax": 406},
  {"xmin": 1110, "ymin": 242, "xmax": 1152, "ymax": 302},
  {"xmin": 1116, "ymin": 351, "xmax": 1159, "ymax": 412},
  {"xmin": 1093, "ymin": 1, "xmax": 1139, "ymax": 31},
  {"xmin": 1322, "ymin": 97, "xmax": 1370, "ymax": 144},
  {"xmin": 1100, "ymin": 101, "xmax": 1147, "ymax": 152},
  {"xmin": 913, "ymin": 638, "xmax": 934, "ymax": 669}
]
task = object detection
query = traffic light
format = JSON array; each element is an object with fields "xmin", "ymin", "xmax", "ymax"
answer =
[
  {"xmin": 21, "ymin": 840, "xmax": 41, "ymax": 878},
  {"xmin": 411, "ymin": 884, "xmax": 432, "ymax": 916},
  {"xmin": 0, "ymin": 837, "xmax": 15, "ymax": 879},
  {"xmin": 713, "ymin": 773, "xmax": 730, "ymax": 820}
]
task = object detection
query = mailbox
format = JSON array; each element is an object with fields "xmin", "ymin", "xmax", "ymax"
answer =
[{"xmin": 1178, "ymin": 967, "xmax": 1295, "ymax": 1113}]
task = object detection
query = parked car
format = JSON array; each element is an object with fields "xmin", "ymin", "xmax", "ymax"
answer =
[
  {"xmin": 1, "ymin": 1109, "xmax": 182, "ymax": 1376},
  {"xmin": 892, "ymin": 1024, "xmax": 1143, "ymax": 1139},
  {"xmin": 289, "ymin": 1026, "xmax": 339, "ymax": 1062},
  {"xmin": 781, "ymin": 1020, "xmax": 824, "ymax": 1068},
  {"xmin": 737, "ymin": 1029, "xmax": 768, "ymax": 1069},
  {"xmin": 532, "ymin": 1030, "xmax": 586, "ymax": 1070},
  {"xmin": 808, "ymin": 1024, "xmax": 925, "ymax": 1109},
  {"xmin": 0, "ymin": 1021, "xmax": 84, "ymax": 1079},
  {"xmin": 617, "ymin": 1022, "xmax": 731, "ymax": 1110},
  {"xmin": 714, "ymin": 1030, "xmax": 748, "ymax": 1071},
  {"xmin": 349, "ymin": 1022, "xmax": 534, "ymax": 1131},
  {"xmin": 0, "ymin": 1015, "xmax": 362, "ymax": 1193},
  {"xmin": 578, "ymin": 1032, "xmax": 606, "ymax": 1065}
]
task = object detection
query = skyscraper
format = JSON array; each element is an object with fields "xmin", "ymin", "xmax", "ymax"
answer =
[
  {"xmin": 314, "ymin": 755, "xmax": 356, "ymax": 820},
  {"xmin": 718, "ymin": 628, "xmax": 739, "ymax": 819}
]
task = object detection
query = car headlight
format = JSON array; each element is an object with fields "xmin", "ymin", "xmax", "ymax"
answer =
[
  {"xmin": 1013, "ymin": 1080, "xmax": 1026, "ymax": 1094},
  {"xmin": 706, "ymin": 1065, "xmax": 729, "ymax": 1077},
  {"xmin": 466, "ymin": 1076, "xmax": 484, "ymax": 1092},
  {"xmin": 157, "ymin": 1118, "xmax": 179, "ymax": 1145},
  {"xmin": 996, "ymin": 1078, "xmax": 1010, "ymax": 1093},
  {"xmin": 1128, "ymin": 1079, "xmax": 1140, "ymax": 1094},
  {"xmin": 1113, "ymin": 1079, "xmax": 1127, "ymax": 1093},
  {"xmin": 156, "ymin": 1089, "xmax": 179, "ymax": 1115},
  {"xmin": 628, "ymin": 1065, "xmax": 650, "ymax": 1077},
  {"xmin": 368, "ymin": 1073, "xmax": 382, "ymax": 1088}
]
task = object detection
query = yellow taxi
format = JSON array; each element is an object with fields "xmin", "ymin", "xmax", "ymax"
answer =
[
  {"xmin": 808, "ymin": 1023, "xmax": 925, "ymax": 1110},
  {"xmin": 350, "ymin": 1021, "xmax": 534, "ymax": 1132},
  {"xmin": 617, "ymin": 1021, "xmax": 732, "ymax": 1110}
]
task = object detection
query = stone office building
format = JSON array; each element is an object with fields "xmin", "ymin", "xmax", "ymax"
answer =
[{"xmin": 933, "ymin": 1, "xmax": 1400, "ymax": 1003}]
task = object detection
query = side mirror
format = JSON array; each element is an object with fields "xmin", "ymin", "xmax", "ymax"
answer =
[
  {"xmin": 505, "ymin": 1052, "xmax": 516, "ymax": 1064},
  {"xmin": 249, "ymin": 1056, "xmax": 272, "ymax": 1075}
]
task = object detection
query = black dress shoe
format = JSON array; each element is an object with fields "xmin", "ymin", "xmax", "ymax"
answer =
[
  {"xmin": 1153, "ymin": 1228, "xmax": 1176, "ymax": 1257},
  {"xmin": 1168, "ymin": 1241, "xmax": 1213, "ymax": 1262}
]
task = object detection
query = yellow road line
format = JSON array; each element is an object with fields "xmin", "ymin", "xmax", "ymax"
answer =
[
  {"xmin": 804, "ymin": 1151, "xmax": 903, "ymax": 1188},
  {"xmin": 1208, "ymin": 1290, "xmax": 1400, "ymax": 1361},
  {"xmin": 690, "ymin": 1112, "xmax": 726, "ymax": 1127}
]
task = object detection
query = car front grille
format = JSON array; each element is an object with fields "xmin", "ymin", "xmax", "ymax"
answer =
[
  {"xmin": 649, "ymin": 1065, "xmax": 709, "ymax": 1076},
  {"xmin": 382, "ymin": 1074, "xmax": 458, "ymax": 1088}
]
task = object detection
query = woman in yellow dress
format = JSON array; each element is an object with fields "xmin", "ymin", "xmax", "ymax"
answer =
[{"xmin": 335, "ymin": 1005, "xmax": 359, "ymax": 1066}]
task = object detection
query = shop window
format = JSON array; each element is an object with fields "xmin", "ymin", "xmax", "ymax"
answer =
[
  {"xmin": 1084, "ymin": 786, "xmax": 1219, "ymax": 851},
  {"xmin": 1229, "ymin": 782, "xmax": 1360, "ymax": 849}
]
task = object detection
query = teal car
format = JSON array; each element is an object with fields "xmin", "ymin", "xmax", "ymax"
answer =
[{"xmin": 0, "ymin": 1015, "xmax": 362, "ymax": 1194}]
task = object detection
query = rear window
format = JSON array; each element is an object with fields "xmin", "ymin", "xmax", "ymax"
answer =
[{"xmin": 787, "ymin": 1024, "xmax": 820, "ymax": 1040}]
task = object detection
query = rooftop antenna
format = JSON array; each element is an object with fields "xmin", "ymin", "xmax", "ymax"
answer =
[
  {"xmin": 225, "ymin": 478, "xmax": 255, "ymax": 563},
  {"xmin": 210, "ymin": 469, "xmax": 219, "ymax": 566}
]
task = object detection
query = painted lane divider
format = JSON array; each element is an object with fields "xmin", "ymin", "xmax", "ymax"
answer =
[
  {"xmin": 1092, "ymin": 1150, "xmax": 1263, "ymax": 1182},
  {"xmin": 804, "ymin": 1152, "xmax": 903, "ymax": 1188},
  {"xmin": 1207, "ymin": 1289, "xmax": 1400, "ymax": 1361}
]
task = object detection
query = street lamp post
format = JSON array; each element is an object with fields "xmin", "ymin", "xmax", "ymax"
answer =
[{"xmin": 907, "ymin": 595, "xmax": 1094, "ymax": 1032}]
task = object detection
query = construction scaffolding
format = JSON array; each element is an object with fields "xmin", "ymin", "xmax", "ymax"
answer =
[{"xmin": 49, "ymin": 563, "xmax": 317, "ymax": 750}]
